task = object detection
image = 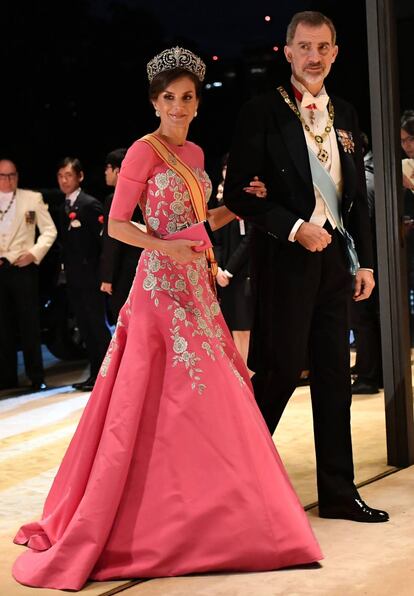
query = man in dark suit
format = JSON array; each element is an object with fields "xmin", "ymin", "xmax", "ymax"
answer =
[
  {"xmin": 224, "ymin": 11, "xmax": 389, "ymax": 522},
  {"xmin": 100, "ymin": 148, "xmax": 144, "ymax": 322},
  {"xmin": 57, "ymin": 157, "xmax": 111, "ymax": 391}
]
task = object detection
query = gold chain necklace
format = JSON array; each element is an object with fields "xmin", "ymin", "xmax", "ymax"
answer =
[
  {"xmin": 277, "ymin": 86, "xmax": 334, "ymax": 164},
  {"xmin": 0, "ymin": 192, "xmax": 16, "ymax": 222}
]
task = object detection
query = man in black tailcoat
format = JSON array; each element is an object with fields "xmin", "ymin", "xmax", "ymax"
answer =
[
  {"xmin": 224, "ymin": 11, "xmax": 389, "ymax": 522},
  {"xmin": 100, "ymin": 148, "xmax": 143, "ymax": 322},
  {"xmin": 58, "ymin": 157, "xmax": 111, "ymax": 391}
]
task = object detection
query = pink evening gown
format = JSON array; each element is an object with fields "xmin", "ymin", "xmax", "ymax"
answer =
[{"xmin": 12, "ymin": 139, "xmax": 322, "ymax": 590}]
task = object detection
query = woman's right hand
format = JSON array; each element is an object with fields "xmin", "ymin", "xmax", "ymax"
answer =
[
  {"xmin": 216, "ymin": 267, "xmax": 230, "ymax": 287},
  {"xmin": 162, "ymin": 239, "xmax": 204, "ymax": 263}
]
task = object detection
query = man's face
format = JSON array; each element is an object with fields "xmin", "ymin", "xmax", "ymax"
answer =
[
  {"xmin": 105, "ymin": 164, "xmax": 119, "ymax": 187},
  {"xmin": 0, "ymin": 160, "xmax": 18, "ymax": 193},
  {"xmin": 57, "ymin": 164, "xmax": 83, "ymax": 195},
  {"xmin": 284, "ymin": 23, "xmax": 338, "ymax": 89},
  {"xmin": 401, "ymin": 128, "xmax": 414, "ymax": 159}
]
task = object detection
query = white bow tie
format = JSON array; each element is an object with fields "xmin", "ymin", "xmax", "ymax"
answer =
[{"xmin": 301, "ymin": 91, "xmax": 329, "ymax": 112}]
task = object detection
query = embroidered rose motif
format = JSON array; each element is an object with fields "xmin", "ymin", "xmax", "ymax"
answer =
[
  {"xmin": 175, "ymin": 279, "xmax": 186, "ymax": 292},
  {"xmin": 174, "ymin": 307, "xmax": 186, "ymax": 321},
  {"xmin": 143, "ymin": 274, "xmax": 157, "ymax": 291},
  {"xmin": 147, "ymin": 217, "xmax": 160, "ymax": 230},
  {"xmin": 174, "ymin": 336, "xmax": 188, "ymax": 354},
  {"xmin": 155, "ymin": 172, "xmax": 169, "ymax": 190},
  {"xmin": 149, "ymin": 257, "xmax": 161, "ymax": 273},
  {"xmin": 210, "ymin": 301, "xmax": 220, "ymax": 317},
  {"xmin": 197, "ymin": 317, "xmax": 207, "ymax": 330},
  {"xmin": 171, "ymin": 201, "xmax": 185, "ymax": 215},
  {"xmin": 166, "ymin": 221, "xmax": 177, "ymax": 233},
  {"xmin": 161, "ymin": 279, "xmax": 171, "ymax": 290},
  {"xmin": 194, "ymin": 285, "xmax": 204, "ymax": 300},
  {"xmin": 187, "ymin": 269, "xmax": 199, "ymax": 285}
]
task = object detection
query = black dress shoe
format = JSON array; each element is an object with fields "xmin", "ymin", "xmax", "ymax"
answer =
[
  {"xmin": 76, "ymin": 376, "xmax": 96, "ymax": 392},
  {"xmin": 31, "ymin": 381, "xmax": 48, "ymax": 392},
  {"xmin": 319, "ymin": 498, "xmax": 389, "ymax": 523},
  {"xmin": 351, "ymin": 379, "xmax": 379, "ymax": 394}
]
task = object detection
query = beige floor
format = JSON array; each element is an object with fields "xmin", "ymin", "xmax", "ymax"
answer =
[{"xmin": 0, "ymin": 382, "xmax": 405, "ymax": 595}]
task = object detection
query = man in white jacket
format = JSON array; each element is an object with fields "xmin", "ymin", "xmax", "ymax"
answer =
[{"xmin": 0, "ymin": 158, "xmax": 57, "ymax": 391}]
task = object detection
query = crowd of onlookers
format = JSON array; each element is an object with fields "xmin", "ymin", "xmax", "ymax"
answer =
[
  {"xmin": 1, "ymin": 109, "xmax": 414, "ymax": 396},
  {"xmin": 0, "ymin": 149, "xmax": 143, "ymax": 393}
]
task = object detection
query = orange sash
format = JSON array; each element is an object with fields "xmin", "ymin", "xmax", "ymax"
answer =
[{"xmin": 141, "ymin": 133, "xmax": 218, "ymax": 292}]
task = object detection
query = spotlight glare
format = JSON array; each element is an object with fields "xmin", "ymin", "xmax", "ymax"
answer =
[{"xmin": 265, "ymin": 15, "xmax": 271, "ymax": 22}]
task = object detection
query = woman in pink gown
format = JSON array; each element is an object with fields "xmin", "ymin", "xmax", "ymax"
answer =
[{"xmin": 12, "ymin": 47, "xmax": 322, "ymax": 591}]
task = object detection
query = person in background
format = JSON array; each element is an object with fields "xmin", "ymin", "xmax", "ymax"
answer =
[
  {"xmin": 350, "ymin": 133, "xmax": 383, "ymax": 394},
  {"xmin": 214, "ymin": 154, "xmax": 257, "ymax": 369},
  {"xmin": 100, "ymin": 148, "xmax": 144, "ymax": 322},
  {"xmin": 0, "ymin": 158, "xmax": 57, "ymax": 392},
  {"xmin": 401, "ymin": 110, "xmax": 414, "ymax": 343},
  {"xmin": 57, "ymin": 157, "xmax": 111, "ymax": 392}
]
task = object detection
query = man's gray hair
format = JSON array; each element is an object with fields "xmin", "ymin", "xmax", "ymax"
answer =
[{"xmin": 286, "ymin": 11, "xmax": 337, "ymax": 45}]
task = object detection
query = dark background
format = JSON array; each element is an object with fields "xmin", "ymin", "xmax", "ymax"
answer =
[{"xmin": 2, "ymin": 0, "xmax": 414, "ymax": 199}]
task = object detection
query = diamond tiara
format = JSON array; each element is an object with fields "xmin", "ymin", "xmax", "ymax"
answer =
[{"xmin": 147, "ymin": 47, "xmax": 206, "ymax": 83}]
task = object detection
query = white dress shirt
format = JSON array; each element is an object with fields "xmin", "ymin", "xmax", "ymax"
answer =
[
  {"xmin": 288, "ymin": 76, "xmax": 343, "ymax": 242},
  {"xmin": 66, "ymin": 188, "xmax": 81, "ymax": 206}
]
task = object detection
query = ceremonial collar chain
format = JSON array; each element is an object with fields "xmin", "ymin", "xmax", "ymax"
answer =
[
  {"xmin": 0, "ymin": 192, "xmax": 16, "ymax": 222},
  {"xmin": 277, "ymin": 85, "xmax": 334, "ymax": 150}
]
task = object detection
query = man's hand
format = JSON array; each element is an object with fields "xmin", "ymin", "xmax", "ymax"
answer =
[
  {"xmin": 14, "ymin": 252, "xmax": 36, "ymax": 267},
  {"xmin": 353, "ymin": 269, "xmax": 375, "ymax": 302},
  {"xmin": 295, "ymin": 222, "xmax": 332, "ymax": 252},
  {"xmin": 100, "ymin": 282, "xmax": 113, "ymax": 295}
]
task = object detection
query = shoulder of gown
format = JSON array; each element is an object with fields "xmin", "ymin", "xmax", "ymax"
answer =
[{"xmin": 109, "ymin": 139, "xmax": 161, "ymax": 221}]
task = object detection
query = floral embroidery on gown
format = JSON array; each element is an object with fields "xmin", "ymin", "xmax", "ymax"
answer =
[{"xmin": 12, "ymin": 139, "xmax": 322, "ymax": 591}]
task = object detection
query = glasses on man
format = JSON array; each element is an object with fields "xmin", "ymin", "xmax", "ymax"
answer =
[{"xmin": 0, "ymin": 173, "xmax": 17, "ymax": 180}]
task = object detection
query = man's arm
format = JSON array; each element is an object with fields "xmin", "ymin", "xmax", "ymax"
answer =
[
  {"xmin": 223, "ymin": 97, "xmax": 301, "ymax": 241},
  {"xmin": 28, "ymin": 193, "xmax": 57, "ymax": 264},
  {"xmin": 346, "ymin": 106, "xmax": 374, "ymax": 270}
]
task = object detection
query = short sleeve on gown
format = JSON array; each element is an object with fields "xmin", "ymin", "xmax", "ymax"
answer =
[{"xmin": 109, "ymin": 140, "xmax": 158, "ymax": 221}]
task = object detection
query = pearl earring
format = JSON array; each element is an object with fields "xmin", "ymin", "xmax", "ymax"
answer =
[
  {"xmin": 194, "ymin": 111, "xmax": 198, "ymax": 117},
  {"xmin": 155, "ymin": 109, "xmax": 160, "ymax": 117}
]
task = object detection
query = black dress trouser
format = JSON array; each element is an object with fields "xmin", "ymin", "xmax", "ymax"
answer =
[
  {"xmin": 67, "ymin": 283, "xmax": 112, "ymax": 378},
  {"xmin": 251, "ymin": 227, "xmax": 358, "ymax": 507},
  {"xmin": 0, "ymin": 264, "xmax": 44, "ymax": 386}
]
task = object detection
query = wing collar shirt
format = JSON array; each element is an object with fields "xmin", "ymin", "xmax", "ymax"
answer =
[
  {"xmin": 288, "ymin": 75, "xmax": 343, "ymax": 242},
  {"xmin": 66, "ymin": 188, "xmax": 81, "ymax": 207}
]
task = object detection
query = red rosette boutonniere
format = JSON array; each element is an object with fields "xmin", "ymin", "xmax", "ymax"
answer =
[
  {"xmin": 98, "ymin": 214, "xmax": 104, "ymax": 235},
  {"xmin": 68, "ymin": 211, "xmax": 81, "ymax": 230}
]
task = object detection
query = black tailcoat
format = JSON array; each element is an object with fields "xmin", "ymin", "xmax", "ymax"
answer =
[
  {"xmin": 100, "ymin": 192, "xmax": 143, "ymax": 321},
  {"xmin": 224, "ymin": 84, "xmax": 374, "ymax": 506},
  {"xmin": 59, "ymin": 191, "xmax": 111, "ymax": 377},
  {"xmin": 60, "ymin": 191, "xmax": 104, "ymax": 288}
]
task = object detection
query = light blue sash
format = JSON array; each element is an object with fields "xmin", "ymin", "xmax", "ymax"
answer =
[{"xmin": 307, "ymin": 146, "xmax": 359, "ymax": 275}]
